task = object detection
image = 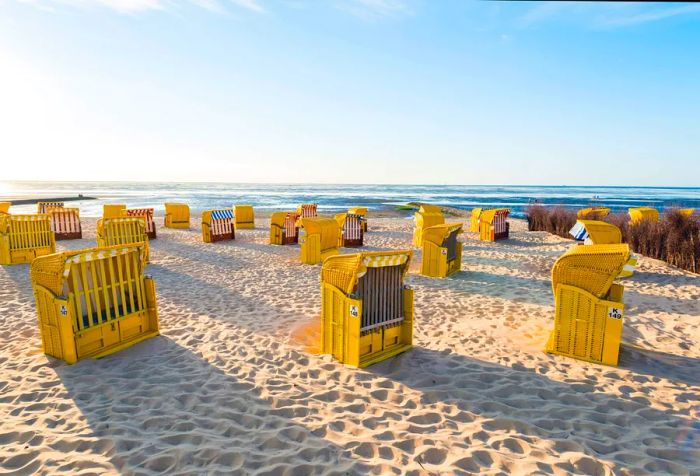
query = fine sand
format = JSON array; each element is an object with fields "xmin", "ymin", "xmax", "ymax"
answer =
[{"xmin": 1, "ymin": 216, "xmax": 698, "ymax": 475}]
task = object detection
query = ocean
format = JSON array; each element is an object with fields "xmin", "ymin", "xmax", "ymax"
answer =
[{"xmin": 2, "ymin": 181, "xmax": 699, "ymax": 218}]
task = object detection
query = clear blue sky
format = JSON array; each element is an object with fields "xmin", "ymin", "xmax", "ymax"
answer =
[{"xmin": 1, "ymin": 1, "xmax": 699, "ymax": 185}]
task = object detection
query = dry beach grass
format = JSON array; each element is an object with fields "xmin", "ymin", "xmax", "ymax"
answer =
[{"xmin": 0, "ymin": 216, "xmax": 698, "ymax": 475}]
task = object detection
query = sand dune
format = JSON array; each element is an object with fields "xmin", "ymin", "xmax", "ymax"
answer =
[{"xmin": 1, "ymin": 217, "xmax": 698, "ymax": 475}]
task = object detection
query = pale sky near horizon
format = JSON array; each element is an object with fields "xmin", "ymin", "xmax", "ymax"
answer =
[{"xmin": 1, "ymin": 1, "xmax": 699, "ymax": 186}]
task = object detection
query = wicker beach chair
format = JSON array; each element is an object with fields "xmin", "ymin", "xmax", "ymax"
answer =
[
  {"xmin": 320, "ymin": 250, "xmax": 414, "ymax": 367},
  {"xmin": 125, "ymin": 208, "xmax": 156, "ymax": 239},
  {"xmin": 164, "ymin": 203, "xmax": 190, "ymax": 229},
  {"xmin": 348, "ymin": 207, "xmax": 368, "ymax": 232},
  {"xmin": 577, "ymin": 207, "xmax": 611, "ymax": 220},
  {"xmin": 413, "ymin": 205, "xmax": 444, "ymax": 247},
  {"xmin": 270, "ymin": 212, "xmax": 299, "ymax": 245},
  {"xmin": 202, "ymin": 209, "xmax": 235, "ymax": 243},
  {"xmin": 234, "ymin": 205, "xmax": 255, "ymax": 229},
  {"xmin": 96, "ymin": 217, "xmax": 150, "ymax": 263},
  {"xmin": 628, "ymin": 207, "xmax": 659, "ymax": 224},
  {"xmin": 479, "ymin": 208, "xmax": 510, "ymax": 241},
  {"xmin": 0, "ymin": 214, "xmax": 56, "ymax": 265},
  {"xmin": 30, "ymin": 243, "xmax": 159, "ymax": 364},
  {"xmin": 103, "ymin": 204, "xmax": 127, "ymax": 219},
  {"xmin": 48, "ymin": 208, "xmax": 82, "ymax": 240},
  {"xmin": 545, "ymin": 243, "xmax": 632, "ymax": 366},
  {"xmin": 299, "ymin": 217, "xmax": 340, "ymax": 265},
  {"xmin": 569, "ymin": 220, "xmax": 622, "ymax": 245},
  {"xmin": 335, "ymin": 213, "xmax": 364, "ymax": 247},
  {"xmin": 420, "ymin": 223, "xmax": 463, "ymax": 277},
  {"xmin": 37, "ymin": 201, "xmax": 64, "ymax": 214}
]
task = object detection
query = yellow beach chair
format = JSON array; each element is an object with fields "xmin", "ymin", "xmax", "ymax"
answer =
[
  {"xmin": 320, "ymin": 250, "xmax": 414, "ymax": 367},
  {"xmin": 420, "ymin": 223, "xmax": 463, "ymax": 278},
  {"xmin": 469, "ymin": 208, "xmax": 482, "ymax": 232},
  {"xmin": 0, "ymin": 214, "xmax": 56, "ymax": 265},
  {"xmin": 103, "ymin": 204, "xmax": 127, "ymax": 219},
  {"xmin": 234, "ymin": 205, "xmax": 255, "ymax": 229},
  {"xmin": 164, "ymin": 203, "xmax": 190, "ymax": 229},
  {"xmin": 577, "ymin": 207, "xmax": 610, "ymax": 219},
  {"xmin": 37, "ymin": 201, "xmax": 64, "ymax": 214},
  {"xmin": 297, "ymin": 204, "xmax": 318, "ymax": 219},
  {"xmin": 569, "ymin": 220, "xmax": 622, "ymax": 245},
  {"xmin": 202, "ymin": 209, "xmax": 235, "ymax": 243},
  {"xmin": 124, "ymin": 208, "xmax": 156, "ymax": 239},
  {"xmin": 479, "ymin": 208, "xmax": 510, "ymax": 241},
  {"xmin": 299, "ymin": 217, "xmax": 340, "ymax": 265},
  {"xmin": 679, "ymin": 208, "xmax": 695, "ymax": 217},
  {"xmin": 0, "ymin": 202, "xmax": 10, "ymax": 215},
  {"xmin": 335, "ymin": 213, "xmax": 364, "ymax": 247},
  {"xmin": 348, "ymin": 207, "xmax": 368, "ymax": 232},
  {"xmin": 48, "ymin": 208, "xmax": 82, "ymax": 240},
  {"xmin": 629, "ymin": 207, "xmax": 659, "ymax": 224},
  {"xmin": 30, "ymin": 243, "xmax": 159, "ymax": 365},
  {"xmin": 270, "ymin": 212, "xmax": 299, "ymax": 245},
  {"xmin": 96, "ymin": 217, "xmax": 150, "ymax": 263},
  {"xmin": 545, "ymin": 244, "xmax": 632, "ymax": 366},
  {"xmin": 413, "ymin": 205, "xmax": 444, "ymax": 247}
]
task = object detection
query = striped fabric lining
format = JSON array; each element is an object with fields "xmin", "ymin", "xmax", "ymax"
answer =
[{"xmin": 569, "ymin": 222, "xmax": 588, "ymax": 241}]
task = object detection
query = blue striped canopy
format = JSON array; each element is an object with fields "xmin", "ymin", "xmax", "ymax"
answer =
[
  {"xmin": 212, "ymin": 210, "xmax": 234, "ymax": 220},
  {"xmin": 569, "ymin": 221, "xmax": 588, "ymax": 241}
]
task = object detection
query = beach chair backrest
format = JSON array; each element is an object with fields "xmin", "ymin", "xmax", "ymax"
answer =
[
  {"xmin": 164, "ymin": 203, "xmax": 191, "ymax": 228},
  {"xmin": 285, "ymin": 213, "xmax": 299, "ymax": 240},
  {"xmin": 570, "ymin": 220, "xmax": 622, "ymax": 245},
  {"xmin": 234, "ymin": 205, "xmax": 255, "ymax": 228},
  {"xmin": 577, "ymin": 207, "xmax": 611, "ymax": 219},
  {"xmin": 2, "ymin": 214, "xmax": 55, "ymax": 253},
  {"xmin": 103, "ymin": 204, "xmax": 127, "ymax": 219},
  {"xmin": 302, "ymin": 217, "xmax": 340, "ymax": 251},
  {"xmin": 298, "ymin": 204, "xmax": 317, "ymax": 219},
  {"xmin": 551, "ymin": 244, "xmax": 630, "ymax": 298},
  {"xmin": 0, "ymin": 202, "xmax": 10, "ymax": 215},
  {"xmin": 126, "ymin": 208, "xmax": 156, "ymax": 238},
  {"xmin": 37, "ymin": 202, "xmax": 64, "ymax": 214},
  {"xmin": 202, "ymin": 209, "xmax": 234, "ymax": 242},
  {"xmin": 48, "ymin": 208, "xmax": 82, "ymax": 239},
  {"xmin": 629, "ymin": 207, "xmax": 659, "ymax": 224}
]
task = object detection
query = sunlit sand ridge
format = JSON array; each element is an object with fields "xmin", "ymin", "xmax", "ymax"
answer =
[{"xmin": 0, "ymin": 216, "xmax": 698, "ymax": 474}]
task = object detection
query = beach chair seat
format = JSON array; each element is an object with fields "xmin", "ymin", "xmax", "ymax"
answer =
[
  {"xmin": 125, "ymin": 208, "xmax": 157, "ymax": 239},
  {"xmin": 270, "ymin": 212, "xmax": 299, "ymax": 245},
  {"xmin": 420, "ymin": 223, "xmax": 463, "ymax": 277},
  {"xmin": 164, "ymin": 203, "xmax": 190, "ymax": 229},
  {"xmin": 0, "ymin": 202, "xmax": 10, "ymax": 215},
  {"xmin": 479, "ymin": 208, "xmax": 510, "ymax": 241},
  {"xmin": 96, "ymin": 217, "xmax": 150, "ymax": 263},
  {"xmin": 577, "ymin": 207, "xmax": 611, "ymax": 220},
  {"xmin": 299, "ymin": 217, "xmax": 340, "ymax": 264},
  {"xmin": 30, "ymin": 243, "xmax": 159, "ymax": 365},
  {"xmin": 348, "ymin": 207, "xmax": 368, "ymax": 232},
  {"xmin": 37, "ymin": 201, "xmax": 64, "ymax": 214},
  {"xmin": 545, "ymin": 244, "xmax": 632, "ymax": 366},
  {"xmin": 320, "ymin": 250, "xmax": 414, "ymax": 367},
  {"xmin": 469, "ymin": 208, "xmax": 482, "ymax": 232},
  {"xmin": 629, "ymin": 207, "xmax": 659, "ymax": 224},
  {"xmin": 103, "ymin": 204, "xmax": 127, "ymax": 219},
  {"xmin": 234, "ymin": 205, "xmax": 255, "ymax": 229},
  {"xmin": 413, "ymin": 205, "xmax": 444, "ymax": 247},
  {"xmin": 335, "ymin": 213, "xmax": 364, "ymax": 247},
  {"xmin": 202, "ymin": 209, "xmax": 235, "ymax": 243},
  {"xmin": 49, "ymin": 208, "xmax": 82, "ymax": 240},
  {"xmin": 0, "ymin": 214, "xmax": 56, "ymax": 265}
]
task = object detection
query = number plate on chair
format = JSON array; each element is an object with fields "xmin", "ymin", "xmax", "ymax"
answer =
[
  {"xmin": 349, "ymin": 304, "xmax": 359, "ymax": 318},
  {"xmin": 608, "ymin": 307, "xmax": 622, "ymax": 319}
]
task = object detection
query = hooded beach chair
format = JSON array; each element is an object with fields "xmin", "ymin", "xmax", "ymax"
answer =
[
  {"xmin": 48, "ymin": 208, "xmax": 82, "ymax": 240},
  {"xmin": 30, "ymin": 243, "xmax": 159, "ymax": 365},
  {"xmin": 628, "ymin": 207, "xmax": 659, "ymax": 225},
  {"xmin": 577, "ymin": 207, "xmax": 611, "ymax": 219},
  {"xmin": 37, "ymin": 201, "xmax": 64, "ymax": 214},
  {"xmin": 103, "ymin": 204, "xmax": 127, "ymax": 219},
  {"xmin": 348, "ymin": 207, "xmax": 368, "ymax": 232},
  {"xmin": 320, "ymin": 250, "xmax": 414, "ymax": 367},
  {"xmin": 299, "ymin": 217, "xmax": 340, "ymax": 265},
  {"xmin": 96, "ymin": 217, "xmax": 150, "ymax": 263},
  {"xmin": 413, "ymin": 205, "xmax": 444, "ymax": 247},
  {"xmin": 164, "ymin": 203, "xmax": 190, "ymax": 229},
  {"xmin": 234, "ymin": 205, "xmax": 255, "ymax": 229},
  {"xmin": 420, "ymin": 223, "xmax": 463, "ymax": 277},
  {"xmin": 0, "ymin": 214, "xmax": 56, "ymax": 265},
  {"xmin": 202, "ymin": 209, "xmax": 235, "ymax": 243},
  {"xmin": 335, "ymin": 213, "xmax": 364, "ymax": 247},
  {"xmin": 469, "ymin": 208, "xmax": 482, "ymax": 232},
  {"xmin": 269, "ymin": 212, "xmax": 299, "ymax": 245},
  {"xmin": 125, "ymin": 208, "xmax": 156, "ymax": 240},
  {"xmin": 679, "ymin": 208, "xmax": 695, "ymax": 217},
  {"xmin": 569, "ymin": 220, "xmax": 637, "ymax": 277},
  {"xmin": 545, "ymin": 243, "xmax": 633, "ymax": 366},
  {"xmin": 479, "ymin": 208, "xmax": 510, "ymax": 241}
]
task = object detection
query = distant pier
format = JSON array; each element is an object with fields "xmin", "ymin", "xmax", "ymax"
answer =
[{"xmin": 6, "ymin": 195, "xmax": 97, "ymax": 205}]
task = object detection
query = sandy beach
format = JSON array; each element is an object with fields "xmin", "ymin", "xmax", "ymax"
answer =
[{"xmin": 1, "ymin": 215, "xmax": 698, "ymax": 475}]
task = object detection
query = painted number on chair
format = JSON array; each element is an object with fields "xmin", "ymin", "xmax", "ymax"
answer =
[
  {"xmin": 608, "ymin": 307, "xmax": 622, "ymax": 319},
  {"xmin": 349, "ymin": 304, "xmax": 359, "ymax": 318},
  {"xmin": 59, "ymin": 304, "xmax": 68, "ymax": 316}
]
